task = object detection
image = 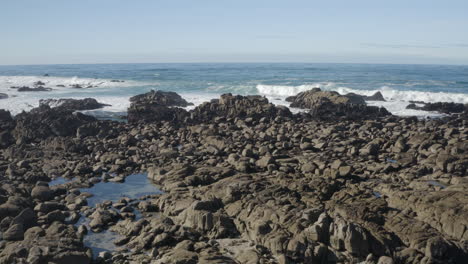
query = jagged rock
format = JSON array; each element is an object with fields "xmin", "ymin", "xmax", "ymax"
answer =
[
  {"xmin": 13, "ymin": 105, "xmax": 96, "ymax": 143},
  {"xmin": 39, "ymin": 98, "xmax": 110, "ymax": 111},
  {"xmin": 127, "ymin": 90, "xmax": 191, "ymax": 123},
  {"xmin": 286, "ymin": 89, "xmax": 390, "ymax": 120},
  {"xmin": 130, "ymin": 90, "xmax": 193, "ymax": 107},
  {"xmin": 345, "ymin": 91, "xmax": 386, "ymax": 102},
  {"xmin": 16, "ymin": 86, "xmax": 52, "ymax": 92},
  {"xmin": 192, "ymin": 93, "xmax": 292, "ymax": 121},
  {"xmin": 406, "ymin": 102, "xmax": 466, "ymax": 114}
]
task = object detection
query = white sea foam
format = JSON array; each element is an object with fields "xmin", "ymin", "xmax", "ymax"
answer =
[
  {"xmin": 0, "ymin": 75, "xmax": 158, "ymax": 115},
  {"xmin": 0, "ymin": 75, "xmax": 154, "ymax": 91},
  {"xmin": 257, "ymin": 83, "xmax": 467, "ymax": 117},
  {"xmin": 257, "ymin": 83, "xmax": 468, "ymax": 104}
]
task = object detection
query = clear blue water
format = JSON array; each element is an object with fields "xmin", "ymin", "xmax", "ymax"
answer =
[
  {"xmin": 80, "ymin": 173, "xmax": 162, "ymax": 207},
  {"xmin": 1, "ymin": 63, "xmax": 467, "ymax": 116}
]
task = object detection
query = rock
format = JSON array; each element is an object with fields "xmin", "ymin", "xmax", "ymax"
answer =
[
  {"xmin": 31, "ymin": 186, "xmax": 53, "ymax": 201},
  {"xmin": 406, "ymin": 102, "xmax": 466, "ymax": 114},
  {"xmin": 3, "ymin": 223, "xmax": 24, "ymax": 241},
  {"xmin": 377, "ymin": 256, "xmax": 394, "ymax": 264},
  {"xmin": 286, "ymin": 88, "xmax": 391, "ymax": 120},
  {"xmin": 12, "ymin": 208, "xmax": 36, "ymax": 228},
  {"xmin": 16, "ymin": 86, "xmax": 52, "ymax": 92},
  {"xmin": 13, "ymin": 105, "xmax": 96, "ymax": 143},
  {"xmin": 39, "ymin": 98, "xmax": 110, "ymax": 111},
  {"xmin": 191, "ymin": 93, "xmax": 292, "ymax": 122},
  {"xmin": 256, "ymin": 156, "xmax": 274, "ymax": 168},
  {"xmin": 130, "ymin": 90, "xmax": 193, "ymax": 107},
  {"xmin": 89, "ymin": 209, "xmax": 120, "ymax": 230},
  {"xmin": 344, "ymin": 91, "xmax": 386, "ymax": 102},
  {"xmin": 0, "ymin": 93, "xmax": 8, "ymax": 99},
  {"xmin": 366, "ymin": 91, "xmax": 386, "ymax": 101},
  {"xmin": 127, "ymin": 102, "xmax": 189, "ymax": 124}
]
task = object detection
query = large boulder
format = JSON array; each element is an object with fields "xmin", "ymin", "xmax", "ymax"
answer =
[
  {"xmin": 127, "ymin": 91, "xmax": 191, "ymax": 124},
  {"xmin": 128, "ymin": 104, "xmax": 189, "ymax": 124},
  {"xmin": 13, "ymin": 105, "xmax": 96, "ymax": 143},
  {"xmin": 191, "ymin": 93, "xmax": 292, "ymax": 121},
  {"xmin": 345, "ymin": 91, "xmax": 386, "ymax": 101},
  {"xmin": 39, "ymin": 98, "xmax": 110, "ymax": 111},
  {"xmin": 286, "ymin": 89, "xmax": 390, "ymax": 120},
  {"xmin": 130, "ymin": 90, "xmax": 193, "ymax": 107},
  {"xmin": 286, "ymin": 88, "xmax": 365, "ymax": 106}
]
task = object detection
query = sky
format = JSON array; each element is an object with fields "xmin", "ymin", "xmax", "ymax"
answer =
[{"xmin": 1, "ymin": 0, "xmax": 468, "ymax": 65}]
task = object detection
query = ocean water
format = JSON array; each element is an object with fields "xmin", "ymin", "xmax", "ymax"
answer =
[{"xmin": 0, "ymin": 63, "xmax": 467, "ymax": 117}]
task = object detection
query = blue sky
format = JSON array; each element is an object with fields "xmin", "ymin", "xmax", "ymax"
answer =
[{"xmin": 1, "ymin": 0, "xmax": 468, "ymax": 65}]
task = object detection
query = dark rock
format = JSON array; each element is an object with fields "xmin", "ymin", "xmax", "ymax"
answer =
[
  {"xmin": 406, "ymin": 102, "xmax": 466, "ymax": 114},
  {"xmin": 345, "ymin": 91, "xmax": 386, "ymax": 101},
  {"xmin": 17, "ymin": 86, "xmax": 52, "ymax": 92},
  {"xmin": 191, "ymin": 93, "xmax": 292, "ymax": 122},
  {"xmin": 13, "ymin": 105, "xmax": 96, "ymax": 143},
  {"xmin": 127, "ymin": 91, "xmax": 192, "ymax": 124},
  {"xmin": 3, "ymin": 223, "xmax": 24, "ymax": 241},
  {"xmin": 128, "ymin": 104, "xmax": 189, "ymax": 124},
  {"xmin": 31, "ymin": 185, "xmax": 53, "ymax": 201},
  {"xmin": 39, "ymin": 98, "xmax": 110, "ymax": 111},
  {"xmin": 130, "ymin": 90, "xmax": 193, "ymax": 107},
  {"xmin": 0, "ymin": 93, "xmax": 8, "ymax": 99},
  {"xmin": 286, "ymin": 89, "xmax": 390, "ymax": 120}
]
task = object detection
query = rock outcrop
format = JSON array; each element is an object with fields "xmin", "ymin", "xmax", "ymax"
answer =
[
  {"xmin": 13, "ymin": 105, "xmax": 96, "ymax": 143},
  {"xmin": 129, "ymin": 90, "xmax": 193, "ymax": 107},
  {"xmin": 406, "ymin": 102, "xmax": 466, "ymax": 115},
  {"xmin": 191, "ymin": 93, "xmax": 292, "ymax": 122},
  {"xmin": 39, "ymin": 98, "xmax": 110, "ymax": 111},
  {"xmin": 286, "ymin": 89, "xmax": 391, "ymax": 120}
]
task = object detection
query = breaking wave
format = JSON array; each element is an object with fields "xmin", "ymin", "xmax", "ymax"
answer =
[{"xmin": 257, "ymin": 83, "xmax": 468, "ymax": 104}]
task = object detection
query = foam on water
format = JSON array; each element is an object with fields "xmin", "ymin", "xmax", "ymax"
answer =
[
  {"xmin": 257, "ymin": 83, "xmax": 467, "ymax": 117},
  {"xmin": 0, "ymin": 75, "xmax": 158, "ymax": 115},
  {"xmin": 0, "ymin": 75, "xmax": 152, "ymax": 90},
  {"xmin": 256, "ymin": 83, "xmax": 468, "ymax": 104},
  {"xmin": 1, "ymin": 67, "xmax": 466, "ymax": 117}
]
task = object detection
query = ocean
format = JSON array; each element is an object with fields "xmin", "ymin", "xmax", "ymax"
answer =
[{"xmin": 1, "ymin": 63, "xmax": 467, "ymax": 118}]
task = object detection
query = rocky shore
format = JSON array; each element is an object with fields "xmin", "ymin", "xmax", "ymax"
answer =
[{"xmin": 0, "ymin": 90, "xmax": 466, "ymax": 264}]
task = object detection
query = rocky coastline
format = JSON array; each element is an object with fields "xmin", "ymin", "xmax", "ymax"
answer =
[{"xmin": 0, "ymin": 90, "xmax": 467, "ymax": 264}]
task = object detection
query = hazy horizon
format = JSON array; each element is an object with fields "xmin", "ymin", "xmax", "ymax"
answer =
[{"xmin": 1, "ymin": 0, "xmax": 468, "ymax": 65}]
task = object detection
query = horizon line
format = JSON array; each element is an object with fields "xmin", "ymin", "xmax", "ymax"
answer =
[{"xmin": 1, "ymin": 61, "xmax": 467, "ymax": 67}]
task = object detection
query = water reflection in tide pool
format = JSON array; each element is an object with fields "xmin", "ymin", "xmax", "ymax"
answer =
[
  {"xmin": 81, "ymin": 173, "xmax": 163, "ymax": 207},
  {"xmin": 77, "ymin": 173, "xmax": 162, "ymax": 258}
]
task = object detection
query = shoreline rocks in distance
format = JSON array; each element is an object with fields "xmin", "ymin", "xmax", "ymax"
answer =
[
  {"xmin": 407, "ymin": 101, "xmax": 467, "ymax": 115},
  {"xmin": 286, "ymin": 88, "xmax": 391, "ymax": 120},
  {"xmin": 39, "ymin": 98, "xmax": 111, "ymax": 112},
  {"xmin": 127, "ymin": 90, "xmax": 193, "ymax": 123}
]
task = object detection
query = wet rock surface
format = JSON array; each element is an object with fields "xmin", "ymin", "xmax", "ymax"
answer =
[
  {"xmin": 0, "ymin": 91, "xmax": 467, "ymax": 263},
  {"xmin": 406, "ymin": 101, "xmax": 467, "ymax": 115},
  {"xmin": 39, "ymin": 98, "xmax": 111, "ymax": 111}
]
